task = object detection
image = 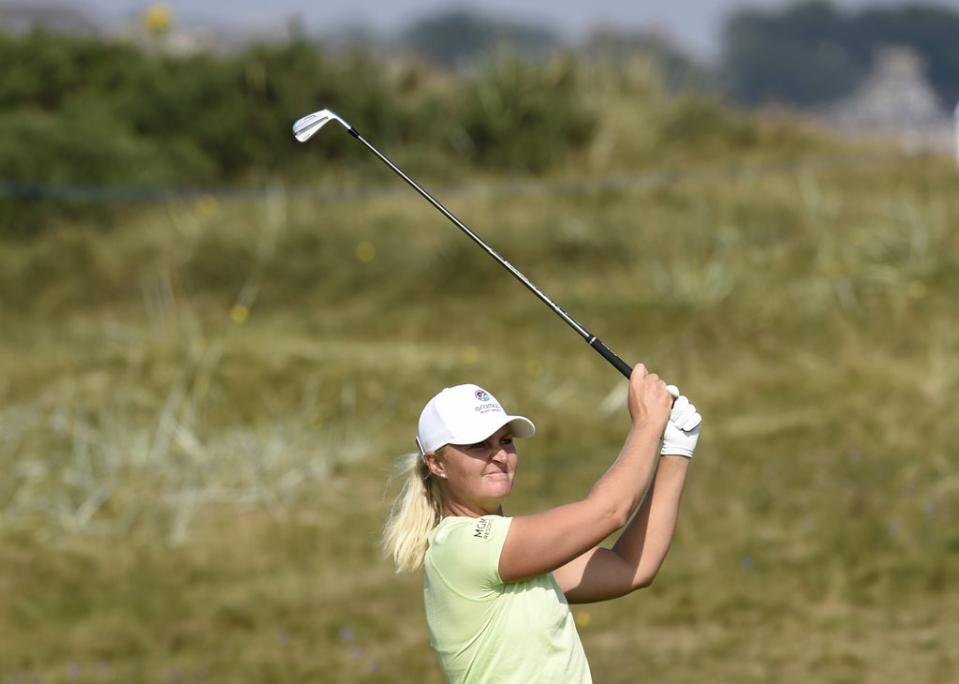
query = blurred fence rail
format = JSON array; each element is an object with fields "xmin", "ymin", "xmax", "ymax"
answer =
[{"xmin": 0, "ymin": 152, "xmax": 917, "ymax": 206}]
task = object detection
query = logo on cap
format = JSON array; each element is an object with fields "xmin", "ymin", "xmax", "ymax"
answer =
[{"xmin": 474, "ymin": 389, "xmax": 491, "ymax": 402}]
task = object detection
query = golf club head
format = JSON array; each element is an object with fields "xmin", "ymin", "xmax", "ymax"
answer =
[{"xmin": 293, "ymin": 109, "xmax": 350, "ymax": 143}]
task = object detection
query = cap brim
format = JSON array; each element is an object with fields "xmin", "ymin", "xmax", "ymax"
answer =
[
  {"xmin": 505, "ymin": 415, "xmax": 535, "ymax": 439},
  {"xmin": 450, "ymin": 414, "xmax": 536, "ymax": 446}
]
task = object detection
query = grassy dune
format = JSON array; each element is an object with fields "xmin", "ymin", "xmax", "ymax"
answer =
[{"xmin": 1, "ymin": 115, "xmax": 958, "ymax": 681}]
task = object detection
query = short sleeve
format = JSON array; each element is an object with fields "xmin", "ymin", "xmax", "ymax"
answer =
[{"xmin": 430, "ymin": 515, "xmax": 512, "ymax": 596}]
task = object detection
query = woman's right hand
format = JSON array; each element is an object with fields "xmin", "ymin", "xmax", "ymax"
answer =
[{"xmin": 627, "ymin": 363, "xmax": 672, "ymax": 431}]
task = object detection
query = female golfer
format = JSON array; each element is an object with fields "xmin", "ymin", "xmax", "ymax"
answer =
[{"xmin": 383, "ymin": 365, "xmax": 701, "ymax": 683}]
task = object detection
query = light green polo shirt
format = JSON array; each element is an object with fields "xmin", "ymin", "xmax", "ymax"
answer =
[{"xmin": 423, "ymin": 515, "xmax": 592, "ymax": 684}]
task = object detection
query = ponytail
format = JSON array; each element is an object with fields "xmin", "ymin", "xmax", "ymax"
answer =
[{"xmin": 382, "ymin": 450, "xmax": 444, "ymax": 572}]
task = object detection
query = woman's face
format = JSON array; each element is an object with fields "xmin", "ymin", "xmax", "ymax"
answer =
[{"xmin": 428, "ymin": 425, "xmax": 518, "ymax": 516}]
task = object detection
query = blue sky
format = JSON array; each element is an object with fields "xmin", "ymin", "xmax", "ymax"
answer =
[{"xmin": 75, "ymin": 0, "xmax": 959, "ymax": 59}]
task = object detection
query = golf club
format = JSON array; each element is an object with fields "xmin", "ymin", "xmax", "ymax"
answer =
[{"xmin": 293, "ymin": 108, "xmax": 634, "ymax": 379}]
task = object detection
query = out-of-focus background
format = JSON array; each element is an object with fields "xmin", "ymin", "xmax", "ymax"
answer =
[{"xmin": 1, "ymin": 1, "xmax": 957, "ymax": 681}]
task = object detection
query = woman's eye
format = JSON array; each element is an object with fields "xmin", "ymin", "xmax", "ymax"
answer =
[
  {"xmin": 500, "ymin": 438, "xmax": 513, "ymax": 445},
  {"xmin": 469, "ymin": 442, "xmax": 486, "ymax": 450}
]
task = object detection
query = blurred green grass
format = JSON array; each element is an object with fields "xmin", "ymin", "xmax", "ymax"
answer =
[{"xmin": 1, "ymin": 114, "xmax": 958, "ymax": 681}]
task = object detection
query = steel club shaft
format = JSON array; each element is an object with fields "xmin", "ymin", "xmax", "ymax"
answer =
[{"xmin": 295, "ymin": 110, "xmax": 634, "ymax": 379}]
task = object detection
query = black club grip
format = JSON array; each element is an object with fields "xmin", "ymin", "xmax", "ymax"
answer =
[{"xmin": 588, "ymin": 337, "xmax": 633, "ymax": 379}]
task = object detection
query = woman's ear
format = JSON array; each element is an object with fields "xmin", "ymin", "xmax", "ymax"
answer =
[{"xmin": 424, "ymin": 451, "xmax": 447, "ymax": 479}]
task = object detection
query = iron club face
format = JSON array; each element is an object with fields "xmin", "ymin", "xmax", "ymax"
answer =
[{"xmin": 292, "ymin": 109, "xmax": 351, "ymax": 143}]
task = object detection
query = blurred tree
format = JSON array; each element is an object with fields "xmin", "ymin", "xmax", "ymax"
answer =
[
  {"xmin": 721, "ymin": 0, "xmax": 959, "ymax": 109},
  {"xmin": 396, "ymin": 9, "xmax": 560, "ymax": 68},
  {"xmin": 583, "ymin": 27, "xmax": 713, "ymax": 94},
  {"xmin": 721, "ymin": 0, "xmax": 865, "ymax": 106}
]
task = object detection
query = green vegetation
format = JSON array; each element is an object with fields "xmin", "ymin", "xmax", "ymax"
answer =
[
  {"xmin": 396, "ymin": 9, "xmax": 560, "ymax": 66},
  {"xmin": 0, "ymin": 25, "xmax": 830, "ymax": 235},
  {"xmin": 1, "ymin": 41, "xmax": 958, "ymax": 683},
  {"xmin": 0, "ymin": 32, "xmax": 601, "ymax": 234}
]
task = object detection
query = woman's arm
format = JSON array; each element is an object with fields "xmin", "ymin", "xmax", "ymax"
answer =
[
  {"xmin": 551, "ymin": 455, "xmax": 690, "ymax": 602},
  {"xmin": 497, "ymin": 365, "xmax": 672, "ymax": 583}
]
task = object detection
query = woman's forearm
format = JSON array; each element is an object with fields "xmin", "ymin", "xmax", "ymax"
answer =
[
  {"xmin": 585, "ymin": 422, "xmax": 667, "ymax": 527},
  {"xmin": 611, "ymin": 455, "xmax": 690, "ymax": 588}
]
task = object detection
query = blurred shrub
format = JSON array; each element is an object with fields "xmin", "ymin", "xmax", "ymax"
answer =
[
  {"xmin": 0, "ymin": 102, "xmax": 214, "ymax": 234},
  {"xmin": 654, "ymin": 96, "xmax": 760, "ymax": 160},
  {"xmin": 450, "ymin": 54, "xmax": 596, "ymax": 172},
  {"xmin": 0, "ymin": 32, "xmax": 612, "ymax": 235},
  {"xmin": 0, "ymin": 29, "xmax": 826, "ymax": 236}
]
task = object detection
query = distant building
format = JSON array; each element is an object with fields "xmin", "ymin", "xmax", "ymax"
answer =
[
  {"xmin": 828, "ymin": 46, "xmax": 953, "ymax": 154},
  {"xmin": 0, "ymin": 1, "xmax": 292, "ymax": 55},
  {"xmin": 0, "ymin": 1, "xmax": 98, "ymax": 35}
]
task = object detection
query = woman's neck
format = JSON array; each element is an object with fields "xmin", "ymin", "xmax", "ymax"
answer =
[{"xmin": 443, "ymin": 499, "xmax": 504, "ymax": 518}]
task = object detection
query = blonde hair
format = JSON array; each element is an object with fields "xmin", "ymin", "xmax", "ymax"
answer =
[{"xmin": 382, "ymin": 449, "xmax": 444, "ymax": 572}]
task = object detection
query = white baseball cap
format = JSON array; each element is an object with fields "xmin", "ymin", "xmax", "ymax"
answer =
[{"xmin": 416, "ymin": 384, "xmax": 536, "ymax": 455}]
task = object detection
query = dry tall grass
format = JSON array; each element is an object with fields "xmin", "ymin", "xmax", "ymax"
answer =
[{"xmin": 1, "ymin": 119, "xmax": 957, "ymax": 681}]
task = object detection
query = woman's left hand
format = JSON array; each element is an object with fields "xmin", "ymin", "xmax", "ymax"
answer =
[{"xmin": 660, "ymin": 387, "xmax": 702, "ymax": 458}]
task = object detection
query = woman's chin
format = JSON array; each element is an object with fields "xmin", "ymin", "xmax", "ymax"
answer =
[{"xmin": 483, "ymin": 477, "xmax": 513, "ymax": 497}]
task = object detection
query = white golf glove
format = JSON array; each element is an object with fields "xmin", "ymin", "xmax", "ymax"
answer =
[{"xmin": 661, "ymin": 385, "xmax": 702, "ymax": 458}]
